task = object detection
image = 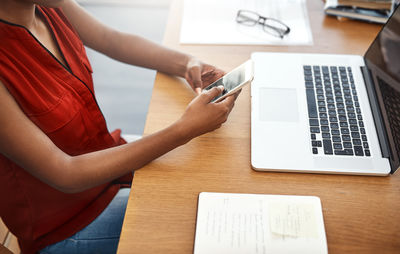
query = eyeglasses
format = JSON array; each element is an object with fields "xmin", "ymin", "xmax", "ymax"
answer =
[{"xmin": 236, "ymin": 10, "xmax": 291, "ymax": 38}]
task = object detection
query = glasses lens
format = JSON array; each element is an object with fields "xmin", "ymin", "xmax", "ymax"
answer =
[
  {"xmin": 263, "ymin": 19, "xmax": 290, "ymax": 37},
  {"xmin": 236, "ymin": 11, "xmax": 259, "ymax": 26}
]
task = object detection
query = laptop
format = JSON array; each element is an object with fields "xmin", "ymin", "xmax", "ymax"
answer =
[{"xmin": 251, "ymin": 5, "xmax": 400, "ymax": 175}]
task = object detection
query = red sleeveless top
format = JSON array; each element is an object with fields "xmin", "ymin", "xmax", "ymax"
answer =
[{"xmin": 0, "ymin": 6, "xmax": 132, "ymax": 254}]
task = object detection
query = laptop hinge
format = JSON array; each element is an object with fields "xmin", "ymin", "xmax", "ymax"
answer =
[{"xmin": 360, "ymin": 66, "xmax": 390, "ymax": 159}]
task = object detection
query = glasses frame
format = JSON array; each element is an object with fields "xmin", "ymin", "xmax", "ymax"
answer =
[{"xmin": 236, "ymin": 10, "xmax": 291, "ymax": 38}]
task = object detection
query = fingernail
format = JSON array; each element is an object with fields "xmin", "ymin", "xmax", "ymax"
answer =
[{"xmin": 195, "ymin": 87, "xmax": 201, "ymax": 94}]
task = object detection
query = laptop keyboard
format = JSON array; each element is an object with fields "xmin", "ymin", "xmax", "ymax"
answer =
[{"xmin": 304, "ymin": 65, "xmax": 371, "ymax": 157}]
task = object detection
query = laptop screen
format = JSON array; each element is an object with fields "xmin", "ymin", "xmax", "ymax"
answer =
[{"xmin": 364, "ymin": 4, "xmax": 400, "ymax": 173}]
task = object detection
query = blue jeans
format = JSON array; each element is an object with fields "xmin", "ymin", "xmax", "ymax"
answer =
[{"xmin": 40, "ymin": 188, "xmax": 130, "ymax": 254}]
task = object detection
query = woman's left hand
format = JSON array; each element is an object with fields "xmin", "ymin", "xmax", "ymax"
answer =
[{"xmin": 184, "ymin": 58, "xmax": 225, "ymax": 95}]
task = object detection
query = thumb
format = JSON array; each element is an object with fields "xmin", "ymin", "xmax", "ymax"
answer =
[{"xmin": 200, "ymin": 86, "xmax": 224, "ymax": 103}]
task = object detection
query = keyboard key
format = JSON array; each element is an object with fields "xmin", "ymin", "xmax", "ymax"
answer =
[
  {"xmin": 309, "ymin": 119, "xmax": 319, "ymax": 126},
  {"xmin": 321, "ymin": 119, "xmax": 329, "ymax": 125},
  {"xmin": 334, "ymin": 143, "xmax": 343, "ymax": 150},
  {"xmin": 354, "ymin": 146, "xmax": 364, "ymax": 156},
  {"xmin": 351, "ymin": 132, "xmax": 360, "ymax": 139},
  {"xmin": 332, "ymin": 136, "xmax": 341, "ymax": 142},
  {"xmin": 312, "ymin": 141, "xmax": 318, "ymax": 147},
  {"xmin": 331, "ymin": 123, "xmax": 339, "ymax": 129},
  {"xmin": 322, "ymin": 132, "xmax": 331, "ymax": 139},
  {"xmin": 343, "ymin": 142, "xmax": 352, "ymax": 148},
  {"xmin": 362, "ymin": 135, "xmax": 367, "ymax": 141},
  {"xmin": 359, "ymin": 121, "xmax": 364, "ymax": 127},
  {"xmin": 363, "ymin": 142, "xmax": 369, "ymax": 149},
  {"xmin": 317, "ymin": 141, "xmax": 322, "ymax": 147},
  {"xmin": 311, "ymin": 127, "xmax": 320, "ymax": 133},
  {"xmin": 331, "ymin": 129, "xmax": 340, "ymax": 135},
  {"xmin": 360, "ymin": 128, "xmax": 366, "ymax": 134},
  {"xmin": 348, "ymin": 113, "xmax": 356, "ymax": 119},
  {"xmin": 349, "ymin": 119, "xmax": 357, "ymax": 125},
  {"xmin": 321, "ymin": 126, "xmax": 330, "ymax": 132},
  {"xmin": 344, "ymin": 149, "xmax": 354, "ymax": 155},
  {"xmin": 304, "ymin": 69, "xmax": 312, "ymax": 75},
  {"xmin": 320, "ymin": 112, "xmax": 328, "ymax": 119},
  {"xmin": 335, "ymin": 150, "xmax": 350, "ymax": 155},
  {"xmin": 305, "ymin": 81, "xmax": 314, "ymax": 88},
  {"xmin": 305, "ymin": 75, "xmax": 313, "ymax": 81},
  {"xmin": 365, "ymin": 150, "xmax": 371, "ymax": 156},
  {"xmin": 306, "ymin": 89, "xmax": 318, "ymax": 118},
  {"xmin": 353, "ymin": 139, "xmax": 362, "ymax": 146},
  {"xmin": 312, "ymin": 148, "xmax": 318, "ymax": 154},
  {"xmin": 323, "ymin": 139, "xmax": 333, "ymax": 155},
  {"xmin": 339, "ymin": 115, "xmax": 347, "ymax": 121},
  {"xmin": 311, "ymin": 134, "xmax": 316, "ymax": 140},
  {"xmin": 342, "ymin": 135, "xmax": 351, "ymax": 141},
  {"xmin": 341, "ymin": 128, "xmax": 350, "ymax": 134},
  {"xmin": 350, "ymin": 125, "xmax": 359, "ymax": 132}
]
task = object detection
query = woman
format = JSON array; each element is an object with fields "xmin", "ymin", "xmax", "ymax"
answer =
[{"xmin": 0, "ymin": 0, "xmax": 239, "ymax": 253}]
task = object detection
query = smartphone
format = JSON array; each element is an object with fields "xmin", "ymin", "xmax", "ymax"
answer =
[{"xmin": 203, "ymin": 60, "xmax": 254, "ymax": 103}]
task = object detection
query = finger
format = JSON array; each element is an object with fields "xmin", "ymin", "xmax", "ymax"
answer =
[
  {"xmin": 218, "ymin": 93, "xmax": 236, "ymax": 107},
  {"xmin": 189, "ymin": 66, "xmax": 203, "ymax": 94},
  {"xmin": 200, "ymin": 86, "xmax": 223, "ymax": 103},
  {"xmin": 201, "ymin": 69, "xmax": 226, "ymax": 89}
]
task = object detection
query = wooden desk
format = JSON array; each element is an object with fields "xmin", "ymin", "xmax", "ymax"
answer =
[{"xmin": 118, "ymin": 0, "xmax": 400, "ymax": 253}]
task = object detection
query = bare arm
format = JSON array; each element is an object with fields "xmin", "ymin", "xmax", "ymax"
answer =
[
  {"xmin": 60, "ymin": 0, "xmax": 189, "ymax": 77},
  {"xmin": 0, "ymin": 81, "xmax": 236, "ymax": 193}
]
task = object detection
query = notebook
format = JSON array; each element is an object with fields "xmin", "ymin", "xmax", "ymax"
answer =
[{"xmin": 193, "ymin": 192, "xmax": 328, "ymax": 254}]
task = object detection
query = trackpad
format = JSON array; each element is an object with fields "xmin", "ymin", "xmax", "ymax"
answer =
[{"xmin": 260, "ymin": 88, "xmax": 299, "ymax": 122}]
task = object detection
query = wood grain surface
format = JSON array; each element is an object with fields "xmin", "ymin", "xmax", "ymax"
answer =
[{"xmin": 118, "ymin": 0, "xmax": 400, "ymax": 253}]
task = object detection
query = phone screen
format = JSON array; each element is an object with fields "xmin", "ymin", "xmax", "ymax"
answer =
[{"xmin": 204, "ymin": 63, "xmax": 247, "ymax": 102}]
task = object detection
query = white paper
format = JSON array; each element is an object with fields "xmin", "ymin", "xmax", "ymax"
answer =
[
  {"xmin": 180, "ymin": 0, "xmax": 313, "ymax": 45},
  {"xmin": 194, "ymin": 192, "xmax": 327, "ymax": 254}
]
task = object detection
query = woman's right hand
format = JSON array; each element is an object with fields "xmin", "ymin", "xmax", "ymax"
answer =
[{"xmin": 176, "ymin": 86, "xmax": 239, "ymax": 141}]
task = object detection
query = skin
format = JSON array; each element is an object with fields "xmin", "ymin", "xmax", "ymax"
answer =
[{"xmin": 0, "ymin": 0, "xmax": 240, "ymax": 193}]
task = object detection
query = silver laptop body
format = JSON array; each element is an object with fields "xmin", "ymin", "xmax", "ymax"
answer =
[{"xmin": 251, "ymin": 6, "xmax": 400, "ymax": 175}]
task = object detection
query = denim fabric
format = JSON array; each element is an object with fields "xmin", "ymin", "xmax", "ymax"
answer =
[{"xmin": 40, "ymin": 188, "xmax": 130, "ymax": 254}]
